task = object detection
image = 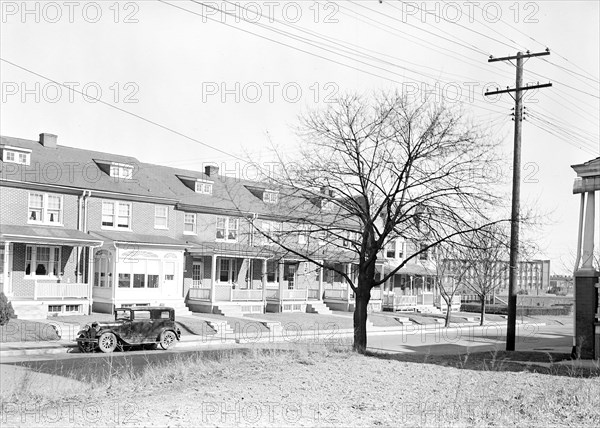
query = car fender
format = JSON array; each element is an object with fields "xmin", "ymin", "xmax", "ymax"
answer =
[
  {"xmin": 96, "ymin": 328, "xmax": 131, "ymax": 345},
  {"xmin": 157, "ymin": 327, "xmax": 181, "ymax": 341}
]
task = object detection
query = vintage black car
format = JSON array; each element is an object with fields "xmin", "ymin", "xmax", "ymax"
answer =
[{"xmin": 76, "ymin": 306, "xmax": 181, "ymax": 353}]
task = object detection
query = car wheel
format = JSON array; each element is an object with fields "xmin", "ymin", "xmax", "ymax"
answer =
[
  {"xmin": 98, "ymin": 332, "xmax": 118, "ymax": 353},
  {"xmin": 77, "ymin": 334, "xmax": 95, "ymax": 353},
  {"xmin": 159, "ymin": 330, "xmax": 176, "ymax": 350}
]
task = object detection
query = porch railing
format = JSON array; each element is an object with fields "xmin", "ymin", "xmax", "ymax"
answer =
[
  {"xmin": 435, "ymin": 294, "xmax": 462, "ymax": 308},
  {"xmin": 370, "ymin": 289, "xmax": 382, "ymax": 300},
  {"xmin": 324, "ymin": 289, "xmax": 348, "ymax": 300},
  {"xmin": 417, "ymin": 293, "xmax": 434, "ymax": 305},
  {"xmin": 34, "ymin": 281, "xmax": 88, "ymax": 300},
  {"xmin": 383, "ymin": 294, "xmax": 418, "ymax": 307},
  {"xmin": 189, "ymin": 288, "xmax": 211, "ymax": 300},
  {"xmin": 265, "ymin": 288, "xmax": 308, "ymax": 300},
  {"xmin": 307, "ymin": 289, "xmax": 320, "ymax": 300},
  {"xmin": 231, "ymin": 288, "xmax": 263, "ymax": 301}
]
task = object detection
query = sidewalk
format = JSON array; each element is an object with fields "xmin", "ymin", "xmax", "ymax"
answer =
[{"xmin": 0, "ymin": 318, "xmax": 546, "ymax": 358}]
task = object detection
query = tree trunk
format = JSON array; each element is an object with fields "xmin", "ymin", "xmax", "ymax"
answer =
[
  {"xmin": 445, "ymin": 300, "xmax": 451, "ymax": 327},
  {"xmin": 479, "ymin": 296, "xmax": 486, "ymax": 326},
  {"xmin": 353, "ymin": 291, "xmax": 370, "ymax": 353}
]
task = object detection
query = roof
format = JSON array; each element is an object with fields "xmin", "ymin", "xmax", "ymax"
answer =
[
  {"xmin": 0, "ymin": 224, "xmax": 103, "ymax": 246},
  {"xmin": 90, "ymin": 231, "xmax": 186, "ymax": 247},
  {"xmin": 185, "ymin": 240, "xmax": 277, "ymax": 259},
  {"xmin": 0, "ymin": 135, "xmax": 178, "ymax": 200}
]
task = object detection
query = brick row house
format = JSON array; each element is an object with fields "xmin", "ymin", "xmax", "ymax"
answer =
[{"xmin": 1, "ymin": 133, "xmax": 392, "ymax": 318}]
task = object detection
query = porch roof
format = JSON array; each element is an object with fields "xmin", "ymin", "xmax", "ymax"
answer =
[
  {"xmin": 90, "ymin": 231, "xmax": 187, "ymax": 248},
  {"xmin": 0, "ymin": 224, "xmax": 103, "ymax": 246},
  {"xmin": 392, "ymin": 263, "xmax": 435, "ymax": 276},
  {"xmin": 185, "ymin": 241, "xmax": 276, "ymax": 259}
]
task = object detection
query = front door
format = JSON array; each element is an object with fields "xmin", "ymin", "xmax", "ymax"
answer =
[
  {"xmin": 285, "ymin": 263, "xmax": 297, "ymax": 290},
  {"xmin": 163, "ymin": 261, "xmax": 178, "ymax": 297}
]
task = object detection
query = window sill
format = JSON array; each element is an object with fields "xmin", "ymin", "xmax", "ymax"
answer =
[
  {"xmin": 154, "ymin": 226, "xmax": 169, "ymax": 230},
  {"xmin": 101, "ymin": 227, "xmax": 132, "ymax": 232},
  {"xmin": 24, "ymin": 275, "xmax": 60, "ymax": 280},
  {"xmin": 27, "ymin": 221, "xmax": 64, "ymax": 227},
  {"xmin": 183, "ymin": 231, "xmax": 197, "ymax": 235}
]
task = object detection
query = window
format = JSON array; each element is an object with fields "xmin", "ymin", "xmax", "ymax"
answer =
[
  {"xmin": 109, "ymin": 162, "xmax": 133, "ymax": 179},
  {"xmin": 298, "ymin": 234, "xmax": 307, "ymax": 245},
  {"xmin": 133, "ymin": 310, "xmax": 151, "ymax": 320},
  {"xmin": 28, "ymin": 193, "xmax": 63, "ymax": 224},
  {"xmin": 25, "ymin": 246, "xmax": 61, "ymax": 277},
  {"xmin": 154, "ymin": 206, "xmax": 168, "ymax": 229},
  {"xmin": 118, "ymin": 273, "xmax": 131, "ymax": 288},
  {"xmin": 263, "ymin": 190, "xmax": 279, "ymax": 204},
  {"xmin": 261, "ymin": 221, "xmax": 280, "ymax": 244},
  {"xmin": 266, "ymin": 260, "xmax": 279, "ymax": 283},
  {"xmin": 133, "ymin": 273, "xmax": 145, "ymax": 288},
  {"xmin": 195, "ymin": 180, "xmax": 213, "ymax": 195},
  {"xmin": 184, "ymin": 213, "xmax": 196, "ymax": 234},
  {"xmin": 48, "ymin": 305, "xmax": 62, "ymax": 313},
  {"xmin": 147, "ymin": 275, "xmax": 159, "ymax": 288},
  {"xmin": 216, "ymin": 217, "xmax": 239, "ymax": 241},
  {"xmin": 386, "ymin": 241, "xmax": 397, "ymax": 258},
  {"xmin": 218, "ymin": 258, "xmax": 237, "ymax": 283},
  {"xmin": 102, "ymin": 201, "xmax": 131, "ymax": 229},
  {"xmin": 419, "ymin": 244, "xmax": 429, "ymax": 261},
  {"xmin": 3, "ymin": 147, "xmax": 30, "ymax": 165},
  {"xmin": 66, "ymin": 305, "xmax": 80, "ymax": 312}
]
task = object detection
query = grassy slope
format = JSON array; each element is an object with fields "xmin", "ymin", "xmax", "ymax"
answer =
[
  {"xmin": 0, "ymin": 319, "xmax": 60, "ymax": 343},
  {"xmin": 2, "ymin": 346, "xmax": 598, "ymax": 427}
]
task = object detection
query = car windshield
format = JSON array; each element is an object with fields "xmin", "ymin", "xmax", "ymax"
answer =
[{"xmin": 115, "ymin": 310, "xmax": 131, "ymax": 321}]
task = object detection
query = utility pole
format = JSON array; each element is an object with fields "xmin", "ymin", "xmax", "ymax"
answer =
[{"xmin": 485, "ymin": 50, "xmax": 552, "ymax": 351}]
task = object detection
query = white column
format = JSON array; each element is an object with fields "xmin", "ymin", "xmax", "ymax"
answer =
[
  {"xmin": 210, "ymin": 255, "xmax": 217, "ymax": 303},
  {"xmin": 318, "ymin": 261, "xmax": 323, "ymax": 301},
  {"xmin": 2, "ymin": 242, "xmax": 9, "ymax": 296},
  {"xmin": 581, "ymin": 191, "xmax": 596, "ymax": 270}
]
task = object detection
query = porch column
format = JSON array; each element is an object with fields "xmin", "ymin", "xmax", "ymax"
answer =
[
  {"xmin": 2, "ymin": 242, "xmax": 10, "ymax": 296},
  {"xmin": 346, "ymin": 263, "xmax": 351, "ymax": 300},
  {"xmin": 278, "ymin": 262, "xmax": 284, "ymax": 309},
  {"xmin": 262, "ymin": 259, "xmax": 267, "ymax": 304},
  {"xmin": 318, "ymin": 261, "xmax": 323, "ymax": 301},
  {"xmin": 211, "ymin": 255, "xmax": 217, "ymax": 304},
  {"xmin": 581, "ymin": 191, "xmax": 596, "ymax": 270},
  {"xmin": 87, "ymin": 246, "xmax": 94, "ymax": 315}
]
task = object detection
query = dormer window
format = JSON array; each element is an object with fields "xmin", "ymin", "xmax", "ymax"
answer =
[
  {"xmin": 263, "ymin": 190, "xmax": 279, "ymax": 204},
  {"xmin": 195, "ymin": 179, "xmax": 213, "ymax": 195},
  {"xmin": 320, "ymin": 199, "xmax": 333, "ymax": 211},
  {"xmin": 109, "ymin": 162, "xmax": 133, "ymax": 179},
  {"xmin": 2, "ymin": 145, "xmax": 31, "ymax": 165}
]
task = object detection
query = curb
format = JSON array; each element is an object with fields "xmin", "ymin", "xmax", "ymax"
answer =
[{"xmin": 0, "ymin": 322, "xmax": 546, "ymax": 358}]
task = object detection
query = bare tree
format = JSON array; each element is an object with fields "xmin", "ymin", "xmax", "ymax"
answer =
[
  {"xmin": 432, "ymin": 242, "xmax": 470, "ymax": 327},
  {"xmin": 250, "ymin": 92, "xmax": 505, "ymax": 352}
]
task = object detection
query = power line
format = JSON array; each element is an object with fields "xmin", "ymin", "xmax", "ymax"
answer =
[{"xmin": 0, "ymin": 58, "xmax": 246, "ymax": 163}]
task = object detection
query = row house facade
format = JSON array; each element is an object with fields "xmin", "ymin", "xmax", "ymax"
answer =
[{"xmin": 1, "ymin": 133, "xmax": 391, "ymax": 318}]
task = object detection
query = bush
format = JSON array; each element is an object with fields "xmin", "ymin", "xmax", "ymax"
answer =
[
  {"xmin": 460, "ymin": 303, "xmax": 572, "ymax": 316},
  {"xmin": 0, "ymin": 292, "xmax": 16, "ymax": 326}
]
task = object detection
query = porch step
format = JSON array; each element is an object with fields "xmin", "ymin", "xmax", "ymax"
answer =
[
  {"xmin": 212, "ymin": 305, "xmax": 244, "ymax": 317},
  {"xmin": 203, "ymin": 319, "xmax": 234, "ymax": 337},
  {"xmin": 11, "ymin": 301, "xmax": 47, "ymax": 320},
  {"xmin": 306, "ymin": 301, "xmax": 332, "ymax": 315}
]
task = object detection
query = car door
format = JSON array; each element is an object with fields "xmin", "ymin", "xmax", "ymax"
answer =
[{"xmin": 130, "ymin": 309, "xmax": 153, "ymax": 343}]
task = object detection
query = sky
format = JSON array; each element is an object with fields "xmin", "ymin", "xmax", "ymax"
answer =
[{"xmin": 1, "ymin": 0, "xmax": 599, "ymax": 274}]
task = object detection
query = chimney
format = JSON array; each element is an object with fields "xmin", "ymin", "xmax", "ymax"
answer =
[
  {"xmin": 205, "ymin": 165, "xmax": 219, "ymax": 177},
  {"xmin": 39, "ymin": 133, "xmax": 57, "ymax": 148}
]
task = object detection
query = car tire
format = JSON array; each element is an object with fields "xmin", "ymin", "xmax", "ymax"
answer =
[
  {"xmin": 98, "ymin": 332, "xmax": 118, "ymax": 353},
  {"xmin": 159, "ymin": 330, "xmax": 176, "ymax": 350},
  {"xmin": 77, "ymin": 334, "xmax": 95, "ymax": 353}
]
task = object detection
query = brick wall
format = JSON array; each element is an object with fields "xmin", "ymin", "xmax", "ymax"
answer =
[{"xmin": 0, "ymin": 185, "xmax": 79, "ymax": 229}]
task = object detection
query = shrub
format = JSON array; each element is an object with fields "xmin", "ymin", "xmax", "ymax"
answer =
[
  {"xmin": 460, "ymin": 303, "xmax": 572, "ymax": 316},
  {"xmin": 0, "ymin": 292, "xmax": 16, "ymax": 326}
]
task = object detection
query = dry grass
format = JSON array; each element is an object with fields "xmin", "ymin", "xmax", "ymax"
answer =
[
  {"xmin": 0, "ymin": 319, "xmax": 61, "ymax": 343},
  {"xmin": 1, "ymin": 344, "xmax": 598, "ymax": 427}
]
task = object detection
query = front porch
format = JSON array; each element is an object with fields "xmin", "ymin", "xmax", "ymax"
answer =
[
  {"xmin": 0, "ymin": 225, "xmax": 103, "ymax": 319},
  {"xmin": 184, "ymin": 243, "xmax": 325, "ymax": 315},
  {"xmin": 322, "ymin": 262, "xmax": 383, "ymax": 313}
]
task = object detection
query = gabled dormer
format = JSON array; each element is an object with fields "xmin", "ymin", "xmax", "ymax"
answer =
[
  {"xmin": 94, "ymin": 159, "xmax": 135, "ymax": 180},
  {"xmin": 177, "ymin": 175, "xmax": 214, "ymax": 195},
  {"xmin": 1, "ymin": 145, "xmax": 31, "ymax": 166},
  {"xmin": 245, "ymin": 185, "xmax": 279, "ymax": 204}
]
